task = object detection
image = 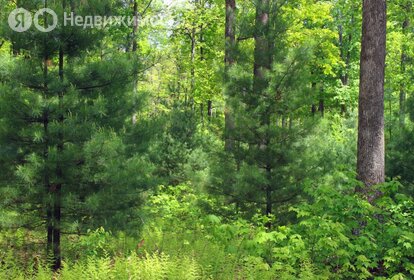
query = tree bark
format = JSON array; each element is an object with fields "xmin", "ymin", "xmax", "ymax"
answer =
[
  {"xmin": 311, "ymin": 81, "xmax": 317, "ymax": 116},
  {"xmin": 357, "ymin": 0, "xmax": 386, "ymax": 188},
  {"xmin": 400, "ymin": 13, "xmax": 409, "ymax": 127},
  {"xmin": 207, "ymin": 100, "xmax": 213, "ymax": 118},
  {"xmin": 42, "ymin": 0, "xmax": 53, "ymax": 264},
  {"xmin": 338, "ymin": 15, "xmax": 353, "ymax": 115},
  {"xmin": 190, "ymin": 29, "xmax": 196, "ymax": 109},
  {"xmin": 318, "ymin": 99, "xmax": 325, "ymax": 117},
  {"xmin": 52, "ymin": 39, "xmax": 65, "ymax": 272},
  {"xmin": 253, "ymin": 0, "xmax": 270, "ymax": 97},
  {"xmin": 132, "ymin": 0, "xmax": 139, "ymax": 124},
  {"xmin": 224, "ymin": 0, "xmax": 236, "ymax": 151},
  {"xmin": 253, "ymin": 0, "xmax": 272, "ymax": 222},
  {"xmin": 132, "ymin": 0, "xmax": 138, "ymax": 52},
  {"xmin": 225, "ymin": 0, "xmax": 236, "ymax": 68}
]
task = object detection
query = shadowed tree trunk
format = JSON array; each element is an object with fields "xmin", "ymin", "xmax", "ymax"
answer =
[
  {"xmin": 224, "ymin": 0, "xmax": 236, "ymax": 151},
  {"xmin": 357, "ymin": 0, "xmax": 386, "ymax": 188},
  {"xmin": 132, "ymin": 0, "xmax": 139, "ymax": 124},
  {"xmin": 253, "ymin": 0, "xmax": 272, "ymax": 221},
  {"xmin": 319, "ymin": 96, "xmax": 324, "ymax": 117},
  {"xmin": 52, "ymin": 23, "xmax": 66, "ymax": 270},
  {"xmin": 42, "ymin": 0, "xmax": 53, "ymax": 266},
  {"xmin": 253, "ymin": 0, "xmax": 270, "ymax": 97},
  {"xmin": 338, "ymin": 15, "xmax": 353, "ymax": 115},
  {"xmin": 400, "ymin": 10, "xmax": 410, "ymax": 127}
]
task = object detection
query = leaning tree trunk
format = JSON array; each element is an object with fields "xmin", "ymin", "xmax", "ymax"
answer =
[{"xmin": 357, "ymin": 0, "xmax": 386, "ymax": 188}]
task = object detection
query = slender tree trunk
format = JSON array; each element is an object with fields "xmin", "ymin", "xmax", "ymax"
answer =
[
  {"xmin": 41, "ymin": 0, "xmax": 53, "ymax": 263},
  {"xmin": 338, "ymin": 17, "xmax": 353, "ymax": 115},
  {"xmin": 207, "ymin": 100, "xmax": 213, "ymax": 118},
  {"xmin": 132, "ymin": 1, "xmax": 138, "ymax": 52},
  {"xmin": 224, "ymin": 0, "xmax": 236, "ymax": 151},
  {"xmin": 200, "ymin": 25, "xmax": 205, "ymax": 61},
  {"xmin": 311, "ymin": 81, "xmax": 317, "ymax": 116},
  {"xmin": 199, "ymin": 25, "xmax": 212, "ymax": 122},
  {"xmin": 357, "ymin": 0, "xmax": 386, "ymax": 188},
  {"xmin": 132, "ymin": 0, "xmax": 139, "ymax": 124},
  {"xmin": 52, "ymin": 40, "xmax": 65, "ymax": 272},
  {"xmin": 265, "ymin": 182, "xmax": 272, "ymax": 216},
  {"xmin": 318, "ymin": 99, "xmax": 324, "ymax": 117},
  {"xmin": 253, "ymin": 0, "xmax": 270, "ymax": 97},
  {"xmin": 43, "ymin": 61, "xmax": 52, "ymax": 261},
  {"xmin": 190, "ymin": 30, "xmax": 196, "ymax": 109},
  {"xmin": 200, "ymin": 103, "xmax": 204, "ymax": 126},
  {"xmin": 400, "ymin": 13, "xmax": 409, "ymax": 127},
  {"xmin": 224, "ymin": 0, "xmax": 236, "ymax": 74}
]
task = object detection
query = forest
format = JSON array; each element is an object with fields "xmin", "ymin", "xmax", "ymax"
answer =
[{"xmin": 0, "ymin": 0, "xmax": 413, "ymax": 279}]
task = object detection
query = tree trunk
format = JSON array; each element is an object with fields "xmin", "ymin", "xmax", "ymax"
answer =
[
  {"xmin": 253, "ymin": 0, "xmax": 272, "ymax": 222},
  {"xmin": 42, "ymin": 0, "xmax": 54, "ymax": 264},
  {"xmin": 357, "ymin": 0, "xmax": 386, "ymax": 188},
  {"xmin": 190, "ymin": 30, "xmax": 196, "ymax": 109},
  {"xmin": 224, "ymin": 0, "xmax": 236, "ymax": 67},
  {"xmin": 52, "ymin": 38, "xmax": 65, "ymax": 271},
  {"xmin": 132, "ymin": 0, "xmax": 138, "ymax": 52},
  {"xmin": 224, "ymin": 0, "xmax": 236, "ymax": 151},
  {"xmin": 253, "ymin": 0, "xmax": 270, "ymax": 97},
  {"xmin": 400, "ymin": 13, "xmax": 409, "ymax": 127},
  {"xmin": 200, "ymin": 103, "xmax": 204, "ymax": 126},
  {"xmin": 311, "ymin": 81, "xmax": 317, "ymax": 116},
  {"xmin": 132, "ymin": 0, "xmax": 139, "ymax": 124},
  {"xmin": 338, "ymin": 16, "xmax": 353, "ymax": 115},
  {"xmin": 318, "ymin": 99, "xmax": 324, "ymax": 117}
]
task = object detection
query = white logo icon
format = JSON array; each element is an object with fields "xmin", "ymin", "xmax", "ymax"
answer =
[
  {"xmin": 8, "ymin": 8, "xmax": 32, "ymax": 32},
  {"xmin": 33, "ymin": 8, "xmax": 58, "ymax": 32},
  {"xmin": 8, "ymin": 8, "xmax": 58, "ymax": 33}
]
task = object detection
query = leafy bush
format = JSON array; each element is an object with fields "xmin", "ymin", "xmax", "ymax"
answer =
[{"xmin": 2, "ymin": 179, "xmax": 413, "ymax": 279}]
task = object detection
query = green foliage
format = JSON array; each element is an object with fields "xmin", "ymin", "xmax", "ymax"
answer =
[
  {"xmin": 2, "ymin": 179, "xmax": 414, "ymax": 279},
  {"xmin": 287, "ymin": 179, "xmax": 414, "ymax": 279},
  {"xmin": 0, "ymin": 0, "xmax": 414, "ymax": 278},
  {"xmin": 0, "ymin": 253, "xmax": 202, "ymax": 280}
]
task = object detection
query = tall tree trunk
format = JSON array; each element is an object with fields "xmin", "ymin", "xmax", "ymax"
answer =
[
  {"xmin": 338, "ymin": 16, "xmax": 353, "ymax": 115},
  {"xmin": 132, "ymin": 0, "xmax": 139, "ymax": 124},
  {"xmin": 253, "ymin": 0, "xmax": 272, "ymax": 221},
  {"xmin": 190, "ymin": 29, "xmax": 196, "ymax": 109},
  {"xmin": 132, "ymin": 0, "xmax": 138, "ymax": 53},
  {"xmin": 42, "ymin": 0, "xmax": 53, "ymax": 264},
  {"xmin": 357, "ymin": 0, "xmax": 386, "ymax": 188},
  {"xmin": 253, "ymin": 0, "xmax": 270, "ymax": 97},
  {"xmin": 224, "ymin": 0, "xmax": 236, "ymax": 151},
  {"xmin": 43, "ymin": 54, "xmax": 52, "ymax": 263},
  {"xmin": 199, "ymin": 24, "xmax": 212, "ymax": 122},
  {"xmin": 400, "ymin": 12, "xmax": 409, "ymax": 127},
  {"xmin": 52, "ymin": 39, "xmax": 65, "ymax": 272}
]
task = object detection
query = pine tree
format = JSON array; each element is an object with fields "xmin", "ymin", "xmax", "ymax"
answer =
[
  {"xmin": 0, "ymin": 0, "xmax": 153, "ymax": 269},
  {"xmin": 213, "ymin": 0, "xmax": 329, "ymax": 224}
]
